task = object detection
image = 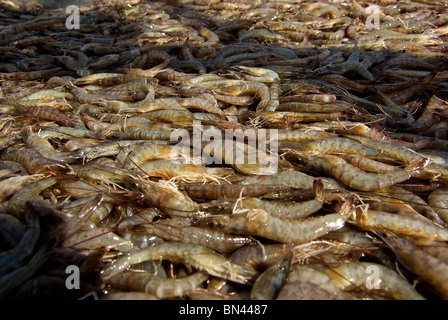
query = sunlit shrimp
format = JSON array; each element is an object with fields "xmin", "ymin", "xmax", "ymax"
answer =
[
  {"xmin": 219, "ymin": 178, "xmax": 326, "ymax": 220},
  {"xmin": 242, "ymin": 195, "xmax": 355, "ymax": 244},
  {"xmin": 136, "ymin": 160, "xmax": 235, "ymax": 183},
  {"xmin": 231, "ymin": 66, "xmax": 279, "ymax": 83},
  {"xmin": 214, "ymin": 82, "xmax": 270, "ymax": 112},
  {"xmin": 350, "ymin": 207, "xmax": 448, "ymax": 241},
  {"xmin": 250, "ymin": 252, "xmax": 292, "ymax": 300},
  {"xmin": 283, "ymin": 137, "xmax": 383, "ymax": 158},
  {"xmin": 176, "ymin": 94, "xmax": 225, "ymax": 118},
  {"xmin": 292, "ymin": 154, "xmax": 427, "ymax": 192},
  {"xmin": 119, "ymin": 142, "xmax": 179, "ymax": 170},
  {"xmin": 107, "ymin": 270, "xmax": 209, "ymax": 299},
  {"xmin": 376, "ymin": 229, "xmax": 448, "ymax": 299},
  {"xmin": 384, "ymin": 186, "xmax": 447, "ymax": 227},
  {"xmin": 100, "ymin": 242, "xmax": 258, "ymax": 284},
  {"xmin": 339, "ymin": 154, "xmax": 396, "ymax": 173}
]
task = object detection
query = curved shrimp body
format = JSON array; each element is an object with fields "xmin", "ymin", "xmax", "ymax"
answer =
[
  {"xmin": 22, "ymin": 128, "xmax": 81, "ymax": 163},
  {"xmin": 0, "ymin": 174, "xmax": 44, "ymax": 202},
  {"xmin": 428, "ymin": 188, "xmax": 448, "ymax": 224},
  {"xmin": 345, "ymin": 135, "xmax": 448, "ymax": 178},
  {"xmin": 350, "ymin": 208, "xmax": 448, "ymax": 241},
  {"xmin": 119, "ymin": 142, "xmax": 178, "ymax": 170},
  {"xmin": 312, "ymin": 261, "xmax": 425, "ymax": 300},
  {"xmin": 6, "ymin": 177, "xmax": 58, "ymax": 219},
  {"xmin": 62, "ymin": 227, "xmax": 134, "ymax": 253},
  {"xmin": 217, "ymin": 178, "xmax": 325, "ymax": 219},
  {"xmin": 378, "ymin": 230, "xmax": 448, "ymax": 300},
  {"xmin": 277, "ymin": 265, "xmax": 354, "ymax": 300},
  {"xmin": 295, "ymin": 155, "xmax": 413, "ymax": 191},
  {"xmin": 126, "ymin": 178, "xmax": 200, "ymax": 218},
  {"xmin": 3, "ymin": 149, "xmax": 72, "ymax": 174},
  {"xmin": 100, "ymin": 242, "xmax": 258, "ymax": 284},
  {"xmin": 107, "ymin": 270, "xmax": 209, "ymax": 299},
  {"xmin": 243, "ymin": 196, "xmax": 355, "ymax": 244},
  {"xmin": 214, "ymin": 82, "xmax": 270, "ymax": 112}
]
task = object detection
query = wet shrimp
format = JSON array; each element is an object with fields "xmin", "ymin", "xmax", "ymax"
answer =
[
  {"xmin": 311, "ymin": 261, "xmax": 425, "ymax": 300},
  {"xmin": 241, "ymin": 195, "xmax": 355, "ymax": 244},
  {"xmin": 291, "ymin": 154, "xmax": 427, "ymax": 192},
  {"xmin": 147, "ymin": 218, "xmax": 254, "ymax": 254},
  {"xmin": 250, "ymin": 252, "xmax": 292, "ymax": 300},
  {"xmin": 107, "ymin": 270, "xmax": 209, "ymax": 299},
  {"xmin": 125, "ymin": 177, "xmax": 200, "ymax": 218},
  {"xmin": 100, "ymin": 242, "xmax": 258, "ymax": 284},
  {"xmin": 376, "ymin": 229, "xmax": 448, "ymax": 299},
  {"xmin": 350, "ymin": 207, "xmax": 448, "ymax": 241}
]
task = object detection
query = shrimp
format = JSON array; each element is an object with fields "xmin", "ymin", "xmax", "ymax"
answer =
[
  {"xmin": 277, "ymin": 265, "xmax": 354, "ymax": 300},
  {"xmin": 211, "ymin": 178, "xmax": 325, "ymax": 219},
  {"xmin": 125, "ymin": 177, "xmax": 200, "ymax": 218},
  {"xmin": 428, "ymin": 188, "xmax": 448, "ymax": 224},
  {"xmin": 282, "ymin": 137, "xmax": 383, "ymax": 158},
  {"xmin": 339, "ymin": 154, "xmax": 397, "ymax": 173},
  {"xmin": 100, "ymin": 242, "xmax": 258, "ymax": 284},
  {"xmin": 312, "ymin": 261, "xmax": 425, "ymax": 300},
  {"xmin": 180, "ymin": 183, "xmax": 290, "ymax": 201},
  {"xmin": 350, "ymin": 207, "xmax": 448, "ymax": 241},
  {"xmin": 376, "ymin": 229, "xmax": 448, "ymax": 299},
  {"xmin": 250, "ymin": 252, "xmax": 293, "ymax": 300},
  {"xmin": 0, "ymin": 174, "xmax": 43, "ymax": 202},
  {"xmin": 214, "ymin": 82, "xmax": 270, "ymax": 112},
  {"xmin": 242, "ymin": 195, "xmax": 355, "ymax": 244},
  {"xmin": 0, "ymin": 203, "xmax": 40, "ymax": 275},
  {"xmin": 149, "ymin": 219, "xmax": 254, "ymax": 254},
  {"xmin": 231, "ymin": 66, "xmax": 279, "ymax": 83},
  {"xmin": 0, "ymin": 237, "xmax": 56, "ymax": 299},
  {"xmin": 136, "ymin": 160, "xmax": 235, "ymax": 183},
  {"xmin": 119, "ymin": 142, "xmax": 179, "ymax": 170},
  {"xmin": 176, "ymin": 94, "xmax": 225, "ymax": 118},
  {"xmin": 6, "ymin": 176, "xmax": 58, "ymax": 219},
  {"xmin": 62, "ymin": 227, "xmax": 134, "ymax": 253},
  {"xmin": 107, "ymin": 270, "xmax": 209, "ymax": 299},
  {"xmin": 22, "ymin": 127, "xmax": 81, "ymax": 163},
  {"xmin": 22, "ymin": 105, "xmax": 74, "ymax": 127},
  {"xmin": 292, "ymin": 154, "xmax": 426, "ymax": 192}
]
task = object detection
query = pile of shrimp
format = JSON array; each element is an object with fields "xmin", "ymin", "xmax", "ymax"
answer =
[{"xmin": 1, "ymin": 0, "xmax": 448, "ymax": 300}]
